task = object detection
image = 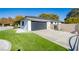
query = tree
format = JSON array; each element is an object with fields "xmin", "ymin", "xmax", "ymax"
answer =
[
  {"xmin": 0, "ymin": 17, "xmax": 14, "ymax": 26},
  {"xmin": 64, "ymin": 8, "xmax": 79, "ymax": 23},
  {"xmin": 7, "ymin": 17, "xmax": 14, "ymax": 25},
  {"xmin": 14, "ymin": 16, "xmax": 25, "ymax": 28},
  {"xmin": 15, "ymin": 16, "xmax": 24, "ymax": 21},
  {"xmin": 39, "ymin": 13, "xmax": 59, "ymax": 21}
]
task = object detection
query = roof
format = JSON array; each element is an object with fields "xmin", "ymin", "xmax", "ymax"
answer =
[
  {"xmin": 25, "ymin": 16, "xmax": 60, "ymax": 22},
  {"xmin": 25, "ymin": 16, "xmax": 43, "ymax": 19}
]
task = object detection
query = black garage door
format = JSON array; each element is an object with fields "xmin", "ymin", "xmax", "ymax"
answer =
[{"xmin": 31, "ymin": 21, "xmax": 47, "ymax": 31}]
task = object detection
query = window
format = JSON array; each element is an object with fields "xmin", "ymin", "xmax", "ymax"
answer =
[{"xmin": 22, "ymin": 21, "xmax": 24, "ymax": 26}]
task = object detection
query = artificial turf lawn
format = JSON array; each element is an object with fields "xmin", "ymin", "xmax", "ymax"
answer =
[{"xmin": 0, "ymin": 30, "xmax": 67, "ymax": 51}]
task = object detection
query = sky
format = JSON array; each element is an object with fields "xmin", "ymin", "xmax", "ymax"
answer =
[{"xmin": 0, "ymin": 8, "xmax": 72, "ymax": 21}]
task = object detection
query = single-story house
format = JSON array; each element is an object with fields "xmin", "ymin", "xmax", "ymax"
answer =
[
  {"xmin": 0, "ymin": 19, "xmax": 14, "ymax": 26},
  {"xmin": 20, "ymin": 16, "xmax": 61, "ymax": 31}
]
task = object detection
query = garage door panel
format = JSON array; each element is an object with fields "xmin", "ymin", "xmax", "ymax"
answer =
[{"xmin": 31, "ymin": 21, "xmax": 47, "ymax": 31}]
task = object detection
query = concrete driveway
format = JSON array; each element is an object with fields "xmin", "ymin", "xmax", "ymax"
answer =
[{"xmin": 33, "ymin": 30, "xmax": 76, "ymax": 49}]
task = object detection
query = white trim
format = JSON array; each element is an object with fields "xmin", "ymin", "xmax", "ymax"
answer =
[
  {"xmin": 27, "ymin": 20, "xmax": 31, "ymax": 31},
  {"xmin": 47, "ymin": 21, "xmax": 51, "ymax": 30}
]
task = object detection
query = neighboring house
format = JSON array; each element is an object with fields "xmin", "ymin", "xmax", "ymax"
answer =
[
  {"xmin": 0, "ymin": 19, "xmax": 14, "ymax": 26},
  {"xmin": 20, "ymin": 16, "xmax": 61, "ymax": 31},
  {"xmin": 0, "ymin": 19, "xmax": 14, "ymax": 30}
]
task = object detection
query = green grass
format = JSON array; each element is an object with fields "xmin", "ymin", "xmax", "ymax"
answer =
[{"xmin": 0, "ymin": 30, "xmax": 67, "ymax": 51}]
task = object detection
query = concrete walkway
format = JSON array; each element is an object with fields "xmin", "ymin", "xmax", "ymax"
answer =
[
  {"xmin": 0, "ymin": 26, "xmax": 13, "ymax": 31},
  {"xmin": 0, "ymin": 39, "xmax": 11, "ymax": 51},
  {"xmin": 33, "ymin": 30, "xmax": 76, "ymax": 49}
]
